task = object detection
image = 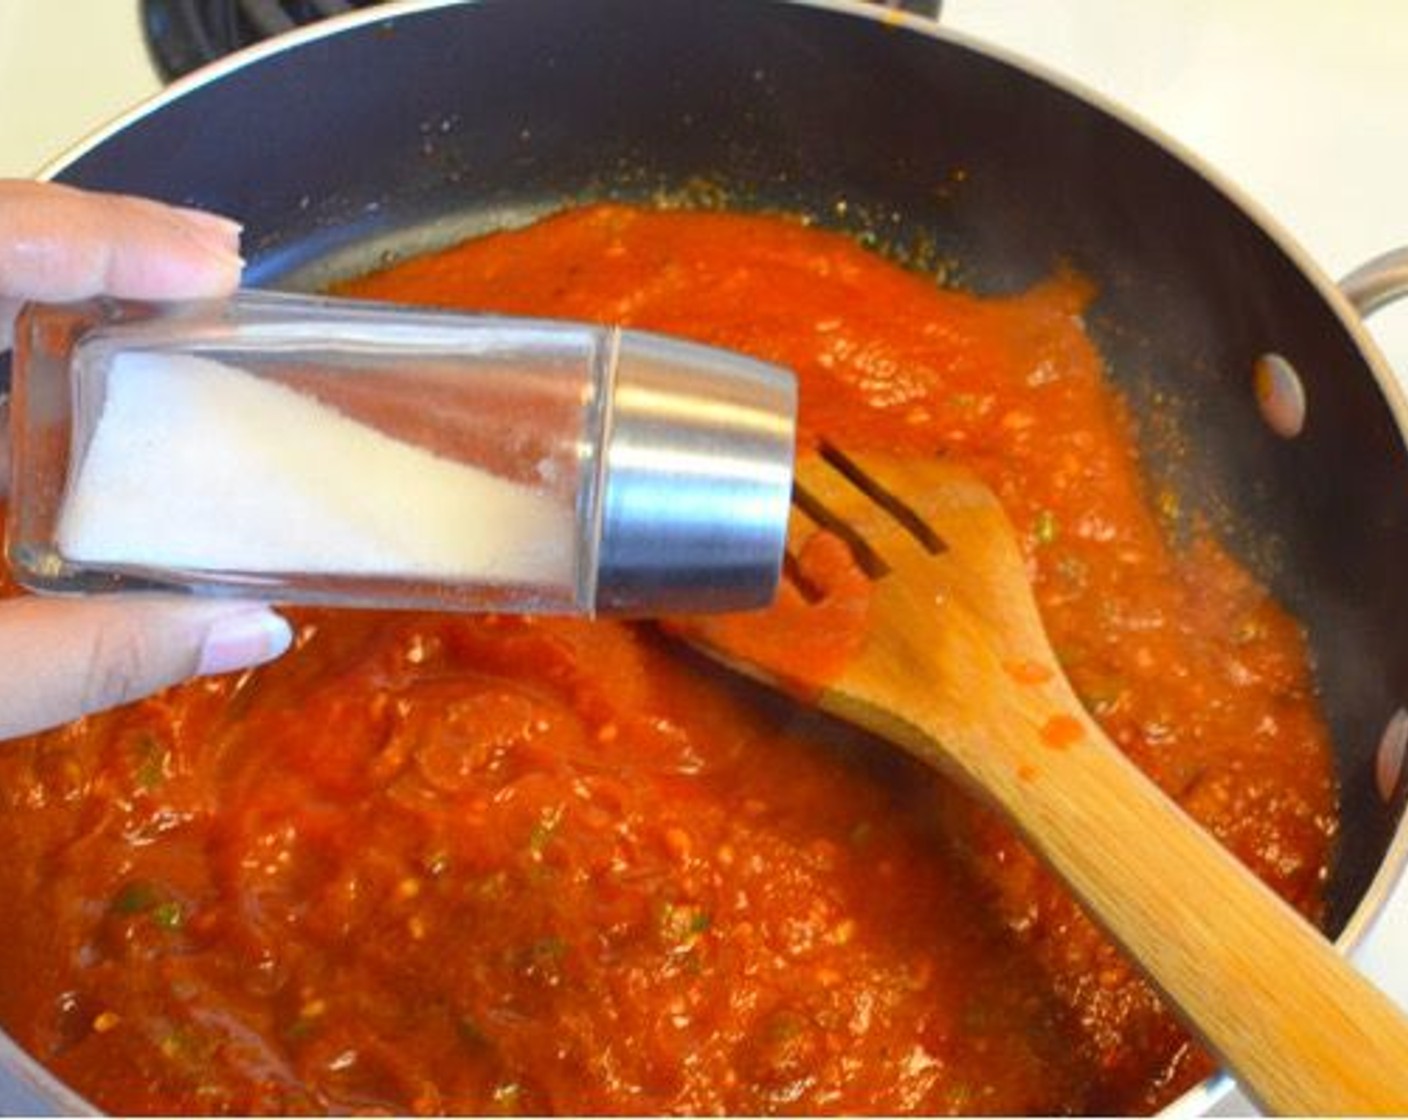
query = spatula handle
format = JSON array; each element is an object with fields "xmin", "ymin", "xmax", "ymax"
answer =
[{"xmin": 899, "ymin": 687, "xmax": 1408, "ymax": 1116}]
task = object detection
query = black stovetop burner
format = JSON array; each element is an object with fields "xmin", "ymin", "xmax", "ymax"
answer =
[
  {"xmin": 141, "ymin": 0, "xmax": 386, "ymax": 81},
  {"xmin": 140, "ymin": 0, "xmax": 942, "ymax": 82}
]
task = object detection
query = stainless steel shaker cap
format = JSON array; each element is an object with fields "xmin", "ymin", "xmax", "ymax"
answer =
[{"xmin": 589, "ymin": 329, "xmax": 797, "ymax": 615}]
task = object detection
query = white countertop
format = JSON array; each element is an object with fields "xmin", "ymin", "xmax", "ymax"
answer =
[{"xmin": 1, "ymin": 2, "xmax": 1406, "ymax": 1112}]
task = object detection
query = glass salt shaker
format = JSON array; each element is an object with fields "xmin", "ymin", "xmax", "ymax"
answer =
[{"xmin": 7, "ymin": 290, "xmax": 796, "ymax": 615}]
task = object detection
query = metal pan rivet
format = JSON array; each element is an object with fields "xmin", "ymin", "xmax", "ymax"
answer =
[
  {"xmin": 1252, "ymin": 353, "xmax": 1306, "ymax": 438},
  {"xmin": 1375, "ymin": 708, "xmax": 1408, "ymax": 803}
]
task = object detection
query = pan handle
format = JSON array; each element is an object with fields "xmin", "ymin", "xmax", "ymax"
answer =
[{"xmin": 1340, "ymin": 247, "xmax": 1408, "ymax": 317}]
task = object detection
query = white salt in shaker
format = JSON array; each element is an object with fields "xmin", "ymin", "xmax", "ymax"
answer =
[{"xmin": 7, "ymin": 291, "xmax": 796, "ymax": 615}]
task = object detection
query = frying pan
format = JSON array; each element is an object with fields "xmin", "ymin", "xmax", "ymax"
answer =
[{"xmin": 4, "ymin": 0, "xmax": 1408, "ymax": 1112}]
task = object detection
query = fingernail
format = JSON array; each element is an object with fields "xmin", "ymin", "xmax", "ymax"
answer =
[
  {"xmin": 177, "ymin": 206, "xmax": 243, "ymax": 239},
  {"xmin": 175, "ymin": 208, "xmax": 244, "ymax": 257},
  {"xmin": 196, "ymin": 609, "xmax": 294, "ymax": 677}
]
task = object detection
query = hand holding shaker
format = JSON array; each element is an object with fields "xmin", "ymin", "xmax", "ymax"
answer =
[{"xmin": 7, "ymin": 291, "xmax": 796, "ymax": 615}]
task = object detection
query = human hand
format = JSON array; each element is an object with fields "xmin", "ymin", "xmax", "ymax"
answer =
[{"xmin": 0, "ymin": 180, "xmax": 293, "ymax": 739}]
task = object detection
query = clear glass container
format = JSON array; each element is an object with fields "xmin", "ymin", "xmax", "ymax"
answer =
[{"xmin": 7, "ymin": 291, "xmax": 796, "ymax": 615}]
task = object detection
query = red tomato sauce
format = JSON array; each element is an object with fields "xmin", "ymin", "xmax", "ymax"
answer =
[{"xmin": 0, "ymin": 204, "xmax": 1336, "ymax": 1115}]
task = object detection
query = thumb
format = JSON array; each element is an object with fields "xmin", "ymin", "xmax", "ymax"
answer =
[{"xmin": 0, "ymin": 596, "xmax": 293, "ymax": 740}]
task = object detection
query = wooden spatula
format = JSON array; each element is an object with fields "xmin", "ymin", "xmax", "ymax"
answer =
[{"xmin": 683, "ymin": 445, "xmax": 1408, "ymax": 1116}]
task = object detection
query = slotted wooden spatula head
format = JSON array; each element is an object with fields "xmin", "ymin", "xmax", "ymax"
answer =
[
  {"xmin": 687, "ymin": 445, "xmax": 1097, "ymax": 790},
  {"xmin": 680, "ymin": 444, "xmax": 1408, "ymax": 1117},
  {"xmin": 787, "ymin": 445, "xmax": 1079, "ymax": 756}
]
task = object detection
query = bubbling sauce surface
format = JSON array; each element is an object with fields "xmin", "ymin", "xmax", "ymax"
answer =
[{"xmin": 0, "ymin": 205, "xmax": 1335, "ymax": 1115}]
